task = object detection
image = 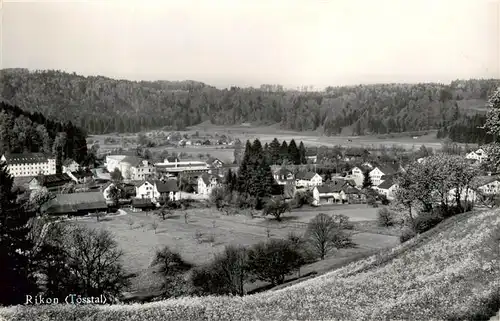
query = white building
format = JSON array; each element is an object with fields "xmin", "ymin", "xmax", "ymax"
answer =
[
  {"xmin": 62, "ymin": 159, "xmax": 80, "ymax": 173},
  {"xmin": 135, "ymin": 179, "xmax": 180, "ymax": 202},
  {"xmin": 295, "ymin": 172, "xmax": 323, "ymax": 188},
  {"xmin": 373, "ymin": 178, "xmax": 398, "ymax": 200},
  {"xmin": 197, "ymin": 173, "xmax": 222, "ymax": 196},
  {"xmin": 1, "ymin": 153, "xmax": 56, "ymax": 177},
  {"xmin": 465, "ymin": 148, "xmax": 489, "ymax": 163},
  {"xmin": 273, "ymin": 168, "xmax": 295, "ymax": 185},
  {"xmin": 105, "ymin": 155, "xmax": 127, "ymax": 173},
  {"xmin": 119, "ymin": 156, "xmax": 155, "ymax": 180},
  {"xmin": 369, "ymin": 164, "xmax": 401, "ymax": 186},
  {"xmin": 312, "ymin": 185, "xmax": 347, "ymax": 206},
  {"xmin": 155, "ymin": 158, "xmax": 210, "ymax": 176},
  {"xmin": 349, "ymin": 166, "xmax": 369, "ymax": 187}
]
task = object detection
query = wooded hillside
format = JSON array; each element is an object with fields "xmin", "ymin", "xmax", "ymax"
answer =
[{"xmin": 1, "ymin": 69, "xmax": 498, "ymax": 142}]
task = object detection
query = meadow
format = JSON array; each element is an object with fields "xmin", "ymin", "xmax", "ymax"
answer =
[
  {"xmin": 2, "ymin": 208, "xmax": 499, "ymax": 321},
  {"xmin": 72, "ymin": 204, "xmax": 398, "ymax": 298}
]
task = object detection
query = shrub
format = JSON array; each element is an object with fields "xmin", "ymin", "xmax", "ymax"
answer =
[
  {"xmin": 367, "ymin": 196, "xmax": 378, "ymax": 207},
  {"xmin": 247, "ymin": 239, "xmax": 304, "ymax": 286},
  {"xmin": 378, "ymin": 208, "xmax": 395, "ymax": 227},
  {"xmin": 414, "ymin": 211, "xmax": 443, "ymax": 234},
  {"xmin": 191, "ymin": 245, "xmax": 248, "ymax": 296},
  {"xmin": 400, "ymin": 227, "xmax": 417, "ymax": 243}
]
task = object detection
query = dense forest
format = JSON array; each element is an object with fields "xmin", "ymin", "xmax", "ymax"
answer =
[
  {"xmin": 0, "ymin": 102, "xmax": 89, "ymax": 166},
  {"xmin": 1, "ymin": 69, "xmax": 499, "ymax": 143}
]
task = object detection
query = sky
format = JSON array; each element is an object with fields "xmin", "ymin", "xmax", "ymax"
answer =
[{"xmin": 1, "ymin": 0, "xmax": 499, "ymax": 89}]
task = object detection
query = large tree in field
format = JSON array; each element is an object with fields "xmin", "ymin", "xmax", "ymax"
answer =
[
  {"xmin": 246, "ymin": 239, "xmax": 303, "ymax": 286},
  {"xmin": 305, "ymin": 213, "xmax": 354, "ymax": 260},
  {"xmin": 0, "ymin": 162, "xmax": 38, "ymax": 305}
]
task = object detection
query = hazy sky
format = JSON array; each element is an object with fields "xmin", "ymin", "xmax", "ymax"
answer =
[{"xmin": 1, "ymin": 0, "xmax": 499, "ymax": 88}]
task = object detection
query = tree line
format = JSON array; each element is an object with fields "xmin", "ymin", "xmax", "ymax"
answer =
[
  {"xmin": 2, "ymin": 69, "xmax": 498, "ymax": 142},
  {"xmin": 0, "ymin": 102, "xmax": 89, "ymax": 166}
]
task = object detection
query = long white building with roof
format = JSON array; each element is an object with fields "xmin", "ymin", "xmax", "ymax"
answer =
[{"xmin": 1, "ymin": 153, "xmax": 56, "ymax": 177}]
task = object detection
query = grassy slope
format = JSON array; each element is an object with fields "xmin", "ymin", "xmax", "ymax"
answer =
[{"xmin": 1, "ymin": 209, "xmax": 500, "ymax": 321}]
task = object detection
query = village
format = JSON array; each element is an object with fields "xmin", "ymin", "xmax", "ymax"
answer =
[{"xmin": 1, "ymin": 140, "xmax": 497, "ymax": 217}]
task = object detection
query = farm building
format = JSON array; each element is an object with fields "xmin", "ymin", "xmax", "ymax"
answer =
[
  {"xmin": 28, "ymin": 173, "xmax": 73, "ymax": 192},
  {"xmin": 131, "ymin": 198, "xmax": 157, "ymax": 212},
  {"xmin": 41, "ymin": 192, "xmax": 108, "ymax": 216}
]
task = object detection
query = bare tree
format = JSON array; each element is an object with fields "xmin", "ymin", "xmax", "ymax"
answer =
[{"xmin": 305, "ymin": 213, "xmax": 354, "ymax": 260}]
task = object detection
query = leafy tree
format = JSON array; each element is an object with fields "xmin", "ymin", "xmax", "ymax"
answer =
[
  {"xmin": 268, "ymin": 138, "xmax": 281, "ymax": 165},
  {"xmin": 233, "ymin": 138, "xmax": 243, "ymax": 164},
  {"xmin": 191, "ymin": 245, "xmax": 248, "ymax": 296},
  {"xmin": 0, "ymin": 162, "xmax": 38, "ymax": 305},
  {"xmin": 305, "ymin": 213, "xmax": 354, "ymax": 260},
  {"xmin": 362, "ymin": 170, "xmax": 373, "ymax": 188},
  {"xmin": 279, "ymin": 141, "xmax": 289, "ymax": 163},
  {"xmin": 288, "ymin": 139, "xmax": 300, "ymax": 165},
  {"xmin": 298, "ymin": 141, "xmax": 307, "ymax": 164},
  {"xmin": 263, "ymin": 197, "xmax": 290, "ymax": 221},
  {"xmin": 110, "ymin": 168, "xmax": 123, "ymax": 182},
  {"xmin": 151, "ymin": 246, "xmax": 192, "ymax": 278},
  {"xmin": 108, "ymin": 184, "xmax": 122, "ymax": 207},
  {"xmin": 246, "ymin": 239, "xmax": 303, "ymax": 286}
]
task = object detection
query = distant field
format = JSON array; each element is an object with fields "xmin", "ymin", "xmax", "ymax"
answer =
[
  {"xmin": 89, "ymin": 124, "xmax": 477, "ymax": 160},
  {"xmin": 76, "ymin": 204, "xmax": 399, "ymax": 296}
]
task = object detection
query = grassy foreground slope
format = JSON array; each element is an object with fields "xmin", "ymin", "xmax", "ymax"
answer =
[{"xmin": 1, "ymin": 209, "xmax": 500, "ymax": 321}]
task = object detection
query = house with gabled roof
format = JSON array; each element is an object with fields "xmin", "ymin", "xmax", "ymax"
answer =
[
  {"xmin": 295, "ymin": 172, "xmax": 322, "ymax": 188},
  {"xmin": 373, "ymin": 176, "xmax": 398, "ymax": 200},
  {"xmin": 197, "ymin": 173, "xmax": 222, "ymax": 196},
  {"xmin": 369, "ymin": 162, "xmax": 404, "ymax": 186},
  {"xmin": 29, "ymin": 173, "xmax": 73, "ymax": 192},
  {"xmin": 62, "ymin": 159, "xmax": 80, "ymax": 173},
  {"xmin": 273, "ymin": 168, "xmax": 295, "ymax": 185},
  {"xmin": 312, "ymin": 184, "xmax": 347, "ymax": 205},
  {"xmin": 135, "ymin": 179, "xmax": 180, "ymax": 203},
  {"xmin": 465, "ymin": 148, "xmax": 488, "ymax": 163}
]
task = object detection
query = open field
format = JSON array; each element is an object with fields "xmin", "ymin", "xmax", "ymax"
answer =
[
  {"xmin": 89, "ymin": 124, "xmax": 478, "ymax": 162},
  {"xmin": 74, "ymin": 204, "xmax": 399, "ymax": 296},
  {"xmin": 4, "ymin": 208, "xmax": 499, "ymax": 320}
]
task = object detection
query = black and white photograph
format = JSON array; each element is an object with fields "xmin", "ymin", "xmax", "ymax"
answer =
[{"xmin": 0, "ymin": 0, "xmax": 499, "ymax": 320}]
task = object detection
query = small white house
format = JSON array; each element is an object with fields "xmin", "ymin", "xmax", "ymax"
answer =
[
  {"xmin": 273, "ymin": 168, "xmax": 295, "ymax": 185},
  {"xmin": 105, "ymin": 155, "xmax": 127, "ymax": 173},
  {"xmin": 369, "ymin": 165, "xmax": 399, "ymax": 186},
  {"xmin": 373, "ymin": 178, "xmax": 398, "ymax": 200},
  {"xmin": 295, "ymin": 172, "xmax": 323, "ymax": 188},
  {"xmin": 465, "ymin": 148, "xmax": 489, "ymax": 163},
  {"xmin": 197, "ymin": 173, "xmax": 222, "ymax": 196},
  {"xmin": 135, "ymin": 179, "xmax": 180, "ymax": 202},
  {"xmin": 101, "ymin": 182, "xmax": 116, "ymax": 201},
  {"xmin": 349, "ymin": 166, "xmax": 366, "ymax": 187},
  {"xmin": 312, "ymin": 185, "xmax": 346, "ymax": 205},
  {"xmin": 62, "ymin": 159, "xmax": 80, "ymax": 173}
]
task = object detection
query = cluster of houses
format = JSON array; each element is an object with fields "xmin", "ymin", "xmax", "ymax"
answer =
[
  {"xmin": 1, "ymin": 151, "xmax": 235, "ymax": 215},
  {"xmin": 1, "ymin": 146, "xmax": 498, "ymax": 216}
]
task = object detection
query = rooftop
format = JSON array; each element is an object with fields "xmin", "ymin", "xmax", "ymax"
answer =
[{"xmin": 2, "ymin": 153, "xmax": 52, "ymax": 165}]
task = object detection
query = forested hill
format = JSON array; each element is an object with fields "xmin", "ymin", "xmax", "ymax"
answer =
[
  {"xmin": 0, "ymin": 102, "xmax": 88, "ymax": 165},
  {"xmin": 1, "ymin": 69, "xmax": 499, "ymax": 140}
]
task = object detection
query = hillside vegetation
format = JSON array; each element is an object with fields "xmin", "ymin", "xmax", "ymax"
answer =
[
  {"xmin": 1, "ymin": 208, "xmax": 499, "ymax": 321},
  {"xmin": 1, "ymin": 69, "xmax": 498, "ymax": 143}
]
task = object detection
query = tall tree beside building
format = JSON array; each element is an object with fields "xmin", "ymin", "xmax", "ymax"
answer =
[
  {"xmin": 237, "ymin": 140, "xmax": 254, "ymax": 193},
  {"xmin": 279, "ymin": 141, "xmax": 289, "ymax": 163},
  {"xmin": 298, "ymin": 141, "xmax": 307, "ymax": 164},
  {"xmin": 0, "ymin": 162, "xmax": 38, "ymax": 305},
  {"xmin": 52, "ymin": 132, "xmax": 67, "ymax": 174},
  {"xmin": 362, "ymin": 171, "xmax": 373, "ymax": 188},
  {"xmin": 484, "ymin": 88, "xmax": 500, "ymax": 171},
  {"xmin": 288, "ymin": 139, "xmax": 300, "ymax": 165},
  {"xmin": 233, "ymin": 138, "xmax": 243, "ymax": 164},
  {"xmin": 268, "ymin": 138, "xmax": 281, "ymax": 165}
]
